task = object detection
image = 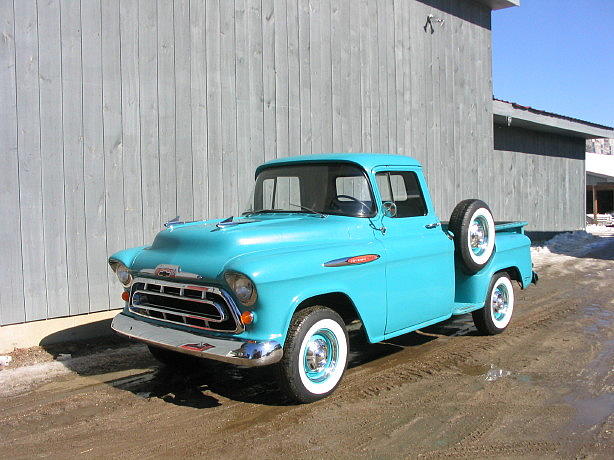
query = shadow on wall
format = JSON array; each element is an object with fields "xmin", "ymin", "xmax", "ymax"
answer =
[
  {"xmin": 39, "ymin": 318, "xmax": 115, "ymax": 347},
  {"xmin": 526, "ymin": 230, "xmax": 571, "ymax": 244}
]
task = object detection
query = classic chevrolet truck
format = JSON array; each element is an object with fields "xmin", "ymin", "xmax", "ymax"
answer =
[{"xmin": 110, "ymin": 153, "xmax": 536, "ymax": 402}]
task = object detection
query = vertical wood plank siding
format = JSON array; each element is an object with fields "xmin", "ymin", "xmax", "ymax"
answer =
[
  {"xmin": 2, "ymin": 0, "xmax": 570, "ymax": 325},
  {"xmin": 493, "ymin": 125, "xmax": 586, "ymax": 233}
]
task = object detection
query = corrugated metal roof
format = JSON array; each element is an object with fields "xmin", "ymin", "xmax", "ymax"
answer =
[{"xmin": 493, "ymin": 99, "xmax": 614, "ymax": 139}]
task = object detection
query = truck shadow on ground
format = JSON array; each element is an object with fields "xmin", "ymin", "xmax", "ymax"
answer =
[
  {"xmin": 39, "ymin": 315, "xmax": 475, "ymax": 409},
  {"xmin": 89, "ymin": 316, "xmax": 475, "ymax": 408}
]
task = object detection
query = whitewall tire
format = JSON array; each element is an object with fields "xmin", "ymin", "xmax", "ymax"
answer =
[
  {"xmin": 278, "ymin": 306, "xmax": 349, "ymax": 403},
  {"xmin": 472, "ymin": 273, "xmax": 515, "ymax": 335},
  {"xmin": 449, "ymin": 199, "xmax": 496, "ymax": 274}
]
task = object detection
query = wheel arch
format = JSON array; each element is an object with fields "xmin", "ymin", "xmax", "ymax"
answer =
[
  {"xmin": 291, "ymin": 291, "xmax": 372, "ymax": 342},
  {"xmin": 496, "ymin": 265, "xmax": 523, "ymax": 287},
  {"xmin": 295, "ymin": 292, "xmax": 359, "ymax": 323}
]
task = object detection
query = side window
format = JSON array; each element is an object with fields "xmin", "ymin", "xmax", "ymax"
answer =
[
  {"xmin": 376, "ymin": 174, "xmax": 391, "ymax": 201},
  {"xmin": 375, "ymin": 171, "xmax": 427, "ymax": 218}
]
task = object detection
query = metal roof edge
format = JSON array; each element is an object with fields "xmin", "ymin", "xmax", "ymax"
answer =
[
  {"xmin": 493, "ymin": 99, "xmax": 614, "ymax": 140},
  {"xmin": 473, "ymin": 0, "xmax": 519, "ymax": 11}
]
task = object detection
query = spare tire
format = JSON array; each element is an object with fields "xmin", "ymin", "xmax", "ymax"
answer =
[{"xmin": 449, "ymin": 199, "xmax": 496, "ymax": 274}]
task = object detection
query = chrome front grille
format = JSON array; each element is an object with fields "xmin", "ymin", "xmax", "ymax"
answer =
[{"xmin": 128, "ymin": 278, "xmax": 243, "ymax": 333}]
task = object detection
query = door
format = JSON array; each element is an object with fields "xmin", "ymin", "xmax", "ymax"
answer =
[{"xmin": 374, "ymin": 169, "xmax": 455, "ymax": 334}]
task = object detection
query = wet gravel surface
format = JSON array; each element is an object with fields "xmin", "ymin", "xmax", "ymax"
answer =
[{"xmin": 1, "ymin": 237, "xmax": 613, "ymax": 459}]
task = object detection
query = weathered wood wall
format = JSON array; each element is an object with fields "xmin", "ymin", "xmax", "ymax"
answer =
[
  {"xmin": 492, "ymin": 124, "xmax": 586, "ymax": 233},
  {"xmin": 0, "ymin": 0, "xmax": 494, "ymax": 325}
]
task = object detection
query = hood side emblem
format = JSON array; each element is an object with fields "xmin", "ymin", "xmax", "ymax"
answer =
[{"xmin": 323, "ymin": 254, "xmax": 380, "ymax": 267}]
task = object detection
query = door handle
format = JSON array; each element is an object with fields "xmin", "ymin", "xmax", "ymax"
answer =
[{"xmin": 425, "ymin": 222, "xmax": 441, "ymax": 229}]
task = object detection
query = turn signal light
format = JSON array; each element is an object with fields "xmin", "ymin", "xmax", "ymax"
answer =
[
  {"xmin": 121, "ymin": 291, "xmax": 130, "ymax": 302},
  {"xmin": 240, "ymin": 311, "xmax": 254, "ymax": 325}
]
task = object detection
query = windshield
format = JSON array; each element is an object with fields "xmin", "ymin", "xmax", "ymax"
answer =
[{"xmin": 243, "ymin": 162, "xmax": 376, "ymax": 218}]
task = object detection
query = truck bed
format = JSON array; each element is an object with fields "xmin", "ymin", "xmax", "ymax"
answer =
[{"xmin": 441, "ymin": 220, "xmax": 528, "ymax": 236}]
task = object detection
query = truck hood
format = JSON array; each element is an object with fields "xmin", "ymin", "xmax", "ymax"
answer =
[{"xmin": 131, "ymin": 215, "xmax": 358, "ymax": 281}]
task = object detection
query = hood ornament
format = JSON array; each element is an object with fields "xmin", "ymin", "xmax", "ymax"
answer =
[
  {"xmin": 140, "ymin": 264, "xmax": 203, "ymax": 280},
  {"xmin": 164, "ymin": 216, "xmax": 196, "ymax": 230}
]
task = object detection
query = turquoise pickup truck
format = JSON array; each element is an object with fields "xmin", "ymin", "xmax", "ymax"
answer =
[{"xmin": 110, "ymin": 153, "xmax": 536, "ymax": 402}]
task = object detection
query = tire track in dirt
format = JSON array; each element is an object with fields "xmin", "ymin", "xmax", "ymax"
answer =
[
  {"xmin": 339, "ymin": 293, "xmax": 578, "ymax": 401},
  {"xmin": 418, "ymin": 440, "xmax": 561, "ymax": 458}
]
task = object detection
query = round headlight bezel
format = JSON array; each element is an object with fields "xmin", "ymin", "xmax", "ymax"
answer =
[
  {"xmin": 110, "ymin": 261, "xmax": 133, "ymax": 287},
  {"xmin": 224, "ymin": 271, "xmax": 257, "ymax": 307}
]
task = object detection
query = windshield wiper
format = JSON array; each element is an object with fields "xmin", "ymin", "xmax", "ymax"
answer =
[
  {"xmin": 289, "ymin": 203, "xmax": 327, "ymax": 218},
  {"xmin": 243, "ymin": 206, "xmax": 326, "ymax": 218},
  {"xmin": 242, "ymin": 209, "xmax": 285, "ymax": 217}
]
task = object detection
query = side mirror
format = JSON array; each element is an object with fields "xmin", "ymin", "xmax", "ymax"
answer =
[{"xmin": 382, "ymin": 201, "xmax": 397, "ymax": 218}]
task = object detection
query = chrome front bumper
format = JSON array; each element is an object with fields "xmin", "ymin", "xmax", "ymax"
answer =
[{"xmin": 111, "ymin": 312, "xmax": 283, "ymax": 367}]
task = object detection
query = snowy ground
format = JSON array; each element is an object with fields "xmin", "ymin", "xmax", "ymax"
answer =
[{"xmin": 531, "ymin": 224, "xmax": 614, "ymax": 267}]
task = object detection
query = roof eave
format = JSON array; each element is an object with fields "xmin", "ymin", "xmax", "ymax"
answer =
[
  {"xmin": 493, "ymin": 100, "xmax": 614, "ymax": 140},
  {"xmin": 473, "ymin": 0, "xmax": 519, "ymax": 11}
]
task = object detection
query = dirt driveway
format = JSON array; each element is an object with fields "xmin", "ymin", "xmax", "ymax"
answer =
[{"xmin": 1, "ymin": 238, "xmax": 613, "ymax": 459}]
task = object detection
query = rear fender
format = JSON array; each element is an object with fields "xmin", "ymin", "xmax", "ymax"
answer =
[{"xmin": 454, "ymin": 232, "xmax": 533, "ymax": 306}]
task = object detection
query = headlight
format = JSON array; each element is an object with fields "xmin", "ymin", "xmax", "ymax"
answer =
[
  {"xmin": 110, "ymin": 261, "xmax": 133, "ymax": 287},
  {"xmin": 224, "ymin": 271, "xmax": 257, "ymax": 306}
]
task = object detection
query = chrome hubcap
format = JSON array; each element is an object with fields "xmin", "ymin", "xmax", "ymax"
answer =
[
  {"xmin": 492, "ymin": 285, "xmax": 509, "ymax": 321},
  {"xmin": 303, "ymin": 329, "xmax": 338, "ymax": 383},
  {"xmin": 470, "ymin": 217, "xmax": 489, "ymax": 256},
  {"xmin": 306, "ymin": 338, "xmax": 328, "ymax": 373}
]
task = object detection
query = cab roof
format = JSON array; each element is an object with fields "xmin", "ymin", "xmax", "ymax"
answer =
[{"xmin": 257, "ymin": 153, "xmax": 422, "ymax": 174}]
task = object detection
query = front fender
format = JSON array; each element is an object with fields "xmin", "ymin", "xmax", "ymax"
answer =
[
  {"xmin": 109, "ymin": 246, "xmax": 149, "ymax": 269},
  {"xmin": 224, "ymin": 240, "xmax": 387, "ymax": 345}
]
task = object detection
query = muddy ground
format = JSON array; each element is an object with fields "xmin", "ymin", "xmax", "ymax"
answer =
[{"xmin": 1, "ymin": 239, "xmax": 613, "ymax": 459}]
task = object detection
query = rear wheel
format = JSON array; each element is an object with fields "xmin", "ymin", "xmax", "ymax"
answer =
[
  {"xmin": 472, "ymin": 273, "xmax": 515, "ymax": 335},
  {"xmin": 278, "ymin": 306, "xmax": 349, "ymax": 403}
]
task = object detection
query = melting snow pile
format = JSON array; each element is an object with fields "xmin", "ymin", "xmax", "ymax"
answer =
[{"xmin": 531, "ymin": 225, "xmax": 614, "ymax": 266}]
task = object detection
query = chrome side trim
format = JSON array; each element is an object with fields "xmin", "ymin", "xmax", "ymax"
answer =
[
  {"xmin": 112, "ymin": 313, "xmax": 282, "ymax": 367},
  {"xmin": 323, "ymin": 257, "xmax": 354, "ymax": 267}
]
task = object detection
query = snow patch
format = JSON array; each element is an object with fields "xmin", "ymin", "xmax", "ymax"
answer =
[{"xmin": 531, "ymin": 225, "xmax": 614, "ymax": 267}]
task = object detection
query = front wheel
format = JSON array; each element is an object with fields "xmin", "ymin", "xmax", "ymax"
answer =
[
  {"xmin": 472, "ymin": 273, "xmax": 515, "ymax": 335},
  {"xmin": 277, "ymin": 306, "xmax": 349, "ymax": 403}
]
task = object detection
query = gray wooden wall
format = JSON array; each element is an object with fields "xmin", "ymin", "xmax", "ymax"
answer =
[
  {"xmin": 492, "ymin": 124, "xmax": 586, "ymax": 233},
  {"xmin": 0, "ymin": 0, "xmax": 493, "ymax": 325}
]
